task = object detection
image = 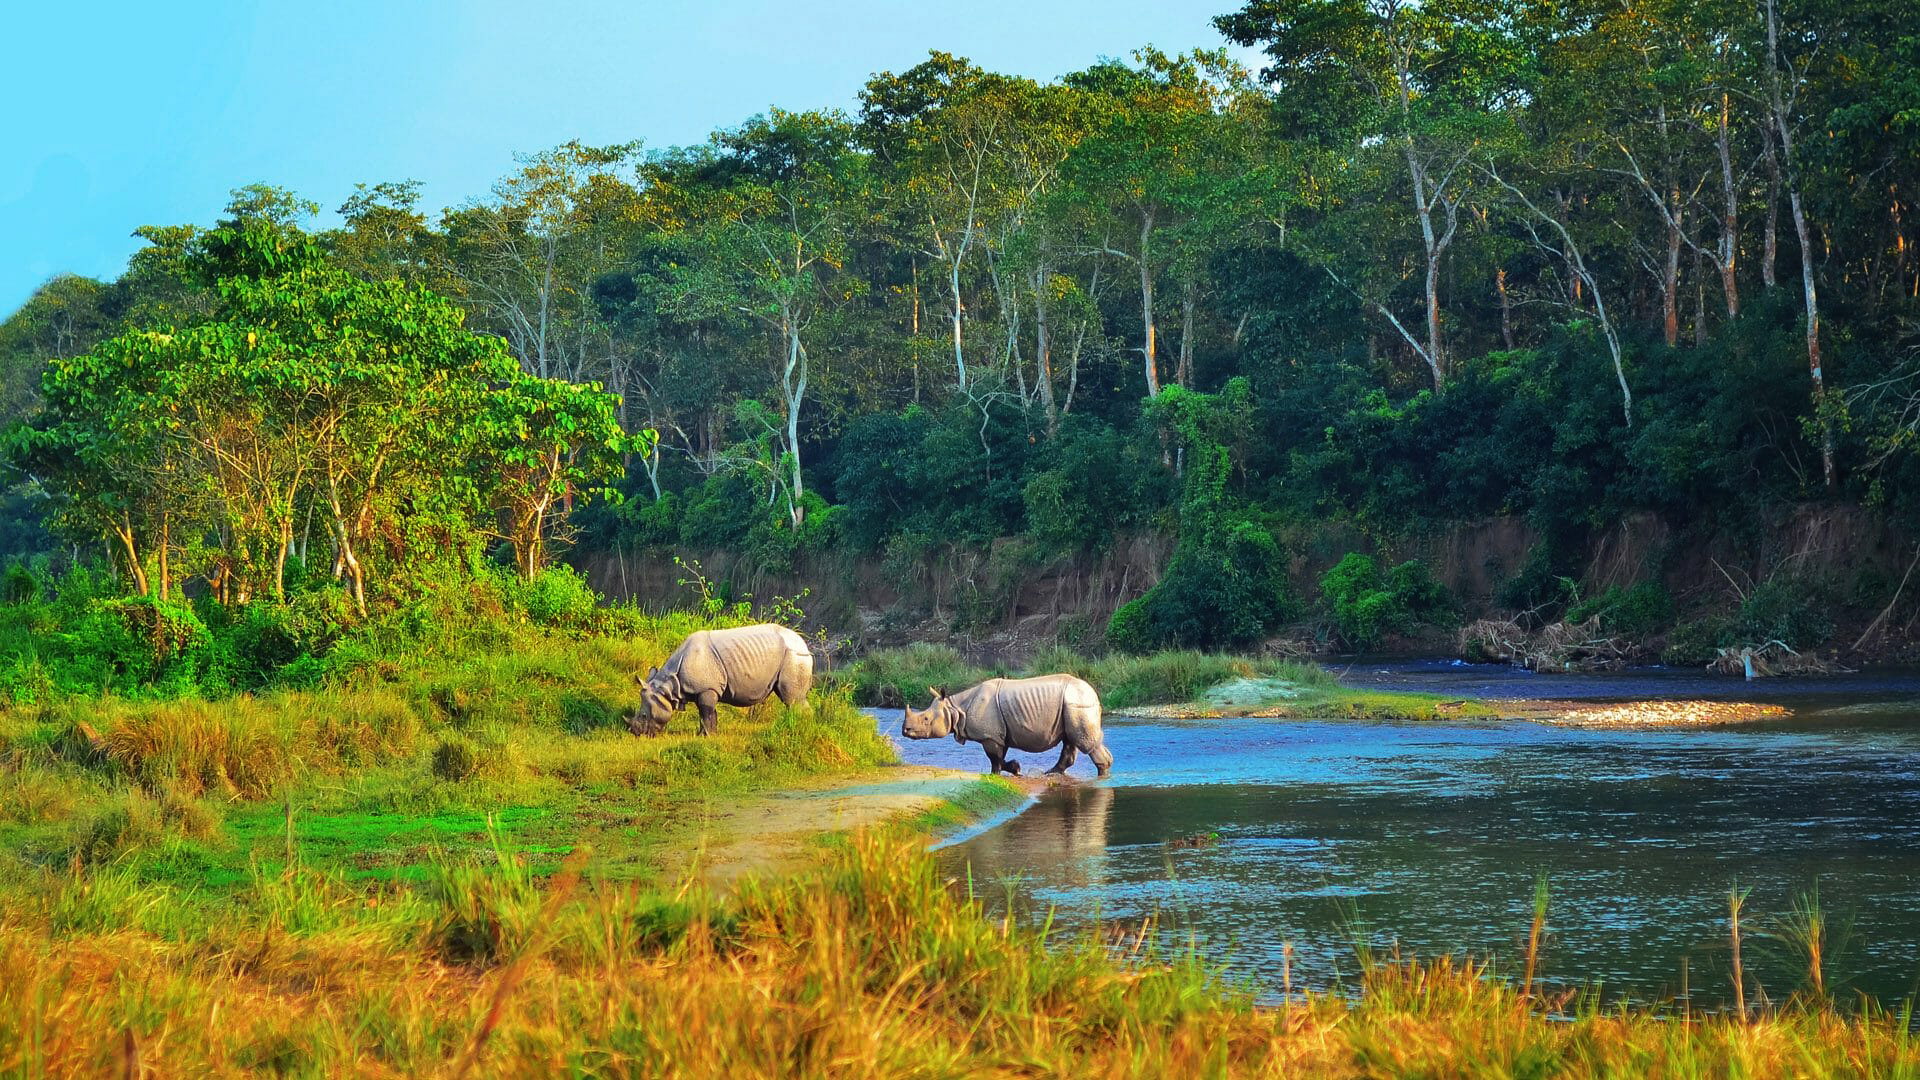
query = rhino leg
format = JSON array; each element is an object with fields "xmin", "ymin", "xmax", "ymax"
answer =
[
  {"xmin": 982, "ymin": 742, "xmax": 1020, "ymax": 776},
  {"xmin": 1046, "ymin": 743, "xmax": 1078, "ymax": 775},
  {"xmin": 694, "ymin": 689, "xmax": 720, "ymax": 736}
]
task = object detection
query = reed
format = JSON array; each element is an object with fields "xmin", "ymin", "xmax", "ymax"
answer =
[
  {"xmin": 1522, "ymin": 871, "xmax": 1549, "ymax": 999},
  {"xmin": 1731, "ymin": 882, "xmax": 1752, "ymax": 1019}
]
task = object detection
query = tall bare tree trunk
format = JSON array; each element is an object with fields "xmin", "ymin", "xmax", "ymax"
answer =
[
  {"xmin": 115, "ymin": 515, "xmax": 148, "ymax": 597},
  {"xmin": 1497, "ymin": 267, "xmax": 1516, "ymax": 350},
  {"xmin": 1695, "ymin": 251, "xmax": 1709, "ymax": 346},
  {"xmin": 910, "ymin": 257, "xmax": 922, "ymax": 404},
  {"xmin": 1767, "ymin": 0, "xmax": 1835, "ymax": 490},
  {"xmin": 1663, "ymin": 187, "xmax": 1683, "ymax": 346},
  {"xmin": 1762, "ymin": 125, "xmax": 1781, "ymax": 289},
  {"xmin": 948, "ymin": 243, "xmax": 966, "ymax": 392},
  {"xmin": 1138, "ymin": 210, "xmax": 1160, "ymax": 397},
  {"xmin": 1716, "ymin": 90, "xmax": 1741, "ymax": 318},
  {"xmin": 1177, "ymin": 280, "xmax": 1196, "ymax": 388},
  {"xmin": 783, "ymin": 319, "xmax": 808, "ymax": 527},
  {"xmin": 1031, "ymin": 268, "xmax": 1056, "ymax": 434},
  {"xmin": 157, "ymin": 513, "xmax": 170, "ymax": 601}
]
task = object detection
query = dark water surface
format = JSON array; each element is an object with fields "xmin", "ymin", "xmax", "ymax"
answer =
[{"xmin": 874, "ymin": 664, "xmax": 1920, "ymax": 1007}]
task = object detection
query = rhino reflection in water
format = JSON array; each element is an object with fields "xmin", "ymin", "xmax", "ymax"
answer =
[
  {"xmin": 958, "ymin": 783, "xmax": 1116, "ymax": 891},
  {"xmin": 901, "ymin": 674, "xmax": 1114, "ymax": 777}
]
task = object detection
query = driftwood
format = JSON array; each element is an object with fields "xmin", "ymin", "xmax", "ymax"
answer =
[
  {"xmin": 1458, "ymin": 617, "xmax": 1639, "ymax": 673},
  {"xmin": 1706, "ymin": 640, "xmax": 1852, "ymax": 678}
]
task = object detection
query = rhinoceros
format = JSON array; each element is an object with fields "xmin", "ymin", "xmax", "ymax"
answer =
[
  {"xmin": 629, "ymin": 623, "xmax": 813, "ymax": 736},
  {"xmin": 901, "ymin": 674, "xmax": 1113, "ymax": 777}
]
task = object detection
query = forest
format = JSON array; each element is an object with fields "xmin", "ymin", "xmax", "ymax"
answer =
[{"xmin": 4, "ymin": 0, "xmax": 1920, "ymax": 663}]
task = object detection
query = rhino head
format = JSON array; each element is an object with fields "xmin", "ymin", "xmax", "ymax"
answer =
[
  {"xmin": 628, "ymin": 667, "xmax": 680, "ymax": 736},
  {"xmin": 901, "ymin": 687, "xmax": 963, "ymax": 743}
]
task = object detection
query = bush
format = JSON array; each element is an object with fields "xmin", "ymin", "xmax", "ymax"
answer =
[
  {"xmin": 1320, "ymin": 554, "xmax": 1455, "ymax": 651},
  {"xmin": 1107, "ymin": 515, "xmax": 1293, "ymax": 653},
  {"xmin": 1662, "ymin": 616, "xmax": 1734, "ymax": 666},
  {"xmin": 1567, "ymin": 581, "xmax": 1675, "ymax": 637},
  {"xmin": 1107, "ymin": 382, "xmax": 1295, "ymax": 653},
  {"xmin": 1735, "ymin": 580, "xmax": 1832, "ymax": 650},
  {"xmin": 503, "ymin": 564, "xmax": 602, "ymax": 629}
]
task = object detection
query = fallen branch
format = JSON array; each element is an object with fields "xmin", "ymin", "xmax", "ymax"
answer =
[{"xmin": 1458, "ymin": 617, "xmax": 1639, "ymax": 673}]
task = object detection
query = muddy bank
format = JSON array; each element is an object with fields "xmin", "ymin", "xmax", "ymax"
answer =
[
  {"xmin": 662, "ymin": 765, "xmax": 1019, "ymax": 885},
  {"xmin": 575, "ymin": 505, "xmax": 1920, "ymax": 664}
]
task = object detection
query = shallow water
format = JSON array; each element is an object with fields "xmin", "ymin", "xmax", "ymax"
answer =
[{"xmin": 875, "ymin": 663, "xmax": 1920, "ymax": 1007}]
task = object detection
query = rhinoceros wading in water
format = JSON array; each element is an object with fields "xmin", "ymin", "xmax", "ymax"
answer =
[
  {"xmin": 902, "ymin": 674, "xmax": 1113, "ymax": 777},
  {"xmin": 629, "ymin": 623, "xmax": 813, "ymax": 736}
]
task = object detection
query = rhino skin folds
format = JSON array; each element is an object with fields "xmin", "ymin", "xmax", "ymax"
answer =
[
  {"xmin": 902, "ymin": 674, "xmax": 1113, "ymax": 778},
  {"xmin": 631, "ymin": 623, "xmax": 814, "ymax": 736}
]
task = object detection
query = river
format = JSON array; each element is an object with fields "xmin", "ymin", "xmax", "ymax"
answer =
[{"xmin": 875, "ymin": 661, "xmax": 1920, "ymax": 1009}]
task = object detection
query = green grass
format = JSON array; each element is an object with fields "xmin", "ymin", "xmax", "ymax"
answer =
[
  {"xmin": 834, "ymin": 642, "xmax": 1000, "ymax": 707},
  {"xmin": 903, "ymin": 775, "xmax": 1026, "ymax": 832},
  {"xmin": 0, "ymin": 610, "xmax": 896, "ymax": 901}
]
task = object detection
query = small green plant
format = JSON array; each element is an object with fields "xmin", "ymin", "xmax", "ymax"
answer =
[{"xmin": 426, "ymin": 822, "xmax": 539, "ymax": 966}]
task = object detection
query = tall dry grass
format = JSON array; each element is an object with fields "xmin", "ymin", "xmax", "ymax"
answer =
[{"xmin": 2, "ymin": 830, "xmax": 1916, "ymax": 1078}]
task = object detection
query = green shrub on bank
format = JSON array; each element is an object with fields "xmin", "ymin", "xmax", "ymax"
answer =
[
  {"xmin": 1107, "ymin": 383, "xmax": 1297, "ymax": 653},
  {"xmin": 838, "ymin": 644, "xmax": 997, "ymax": 708},
  {"xmin": 1320, "ymin": 554, "xmax": 1456, "ymax": 651},
  {"xmin": 1567, "ymin": 581, "xmax": 1675, "ymax": 636},
  {"xmin": 1661, "ymin": 580, "xmax": 1833, "ymax": 665}
]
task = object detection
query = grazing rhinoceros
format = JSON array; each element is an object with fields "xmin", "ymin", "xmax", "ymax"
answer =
[
  {"xmin": 629, "ymin": 623, "xmax": 813, "ymax": 736},
  {"xmin": 902, "ymin": 674, "xmax": 1113, "ymax": 777}
]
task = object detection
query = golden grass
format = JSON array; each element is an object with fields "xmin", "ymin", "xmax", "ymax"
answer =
[{"xmin": 2, "ymin": 830, "xmax": 1915, "ymax": 1078}]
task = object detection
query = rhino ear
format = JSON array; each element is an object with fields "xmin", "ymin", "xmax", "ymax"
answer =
[{"xmin": 927, "ymin": 686, "xmax": 942, "ymax": 702}]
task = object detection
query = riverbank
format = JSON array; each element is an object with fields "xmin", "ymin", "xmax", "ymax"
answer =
[{"xmin": 7, "ymin": 824, "xmax": 1915, "ymax": 1076}]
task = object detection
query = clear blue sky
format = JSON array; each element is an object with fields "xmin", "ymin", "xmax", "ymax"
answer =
[{"xmin": 2, "ymin": 0, "xmax": 1247, "ymax": 318}]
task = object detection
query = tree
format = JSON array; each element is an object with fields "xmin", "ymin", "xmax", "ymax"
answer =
[
  {"xmin": 440, "ymin": 141, "xmax": 643, "ymax": 381},
  {"xmin": 1220, "ymin": 0, "xmax": 1521, "ymax": 387},
  {"xmin": 658, "ymin": 110, "xmax": 866, "ymax": 527},
  {"xmin": 1063, "ymin": 49, "xmax": 1250, "ymax": 397},
  {"xmin": 10, "ymin": 220, "xmax": 644, "ymax": 607}
]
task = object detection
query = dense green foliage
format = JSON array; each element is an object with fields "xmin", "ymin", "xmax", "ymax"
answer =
[
  {"xmin": 1107, "ymin": 380, "xmax": 1294, "ymax": 651},
  {"xmin": 1319, "ymin": 553, "xmax": 1456, "ymax": 651},
  {"xmin": 4, "ymin": 211, "xmax": 644, "ymax": 617},
  {"xmin": 5, "ymin": 3, "xmax": 1918, "ymax": 654}
]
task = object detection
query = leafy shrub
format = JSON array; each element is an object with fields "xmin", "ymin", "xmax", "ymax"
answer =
[
  {"xmin": 1108, "ymin": 382, "xmax": 1296, "ymax": 653},
  {"xmin": 1736, "ymin": 580, "xmax": 1832, "ymax": 650},
  {"xmin": 1105, "ymin": 517, "xmax": 1294, "ymax": 652},
  {"xmin": 1567, "ymin": 581, "xmax": 1675, "ymax": 637},
  {"xmin": 839, "ymin": 644, "xmax": 993, "ymax": 707},
  {"xmin": 1662, "ymin": 616, "xmax": 1735, "ymax": 666},
  {"xmin": 1320, "ymin": 554, "xmax": 1456, "ymax": 651},
  {"xmin": 504, "ymin": 564, "xmax": 602, "ymax": 629},
  {"xmin": 2, "ymin": 557, "xmax": 44, "ymax": 604}
]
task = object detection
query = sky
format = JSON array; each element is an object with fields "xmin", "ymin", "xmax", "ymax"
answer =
[{"xmin": 2, "ymin": 0, "xmax": 1253, "ymax": 319}]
